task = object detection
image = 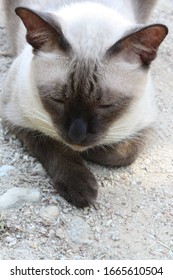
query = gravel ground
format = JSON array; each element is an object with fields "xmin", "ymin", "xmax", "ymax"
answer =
[{"xmin": 0, "ymin": 0, "xmax": 173, "ymax": 260}]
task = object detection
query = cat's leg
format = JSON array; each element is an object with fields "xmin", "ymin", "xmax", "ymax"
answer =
[
  {"xmin": 7, "ymin": 124, "xmax": 98, "ymax": 208},
  {"xmin": 82, "ymin": 129, "xmax": 149, "ymax": 168}
]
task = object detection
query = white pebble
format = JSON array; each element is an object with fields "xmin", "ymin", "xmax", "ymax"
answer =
[
  {"xmin": 23, "ymin": 155, "xmax": 29, "ymax": 161},
  {"xmin": 55, "ymin": 228, "xmax": 65, "ymax": 239},
  {"xmin": 5, "ymin": 236, "xmax": 14, "ymax": 243},
  {"xmin": 5, "ymin": 236, "xmax": 17, "ymax": 245},
  {"xmin": 39, "ymin": 206, "xmax": 59, "ymax": 226},
  {"xmin": 109, "ymin": 231, "xmax": 121, "ymax": 242},
  {"xmin": 0, "ymin": 165, "xmax": 17, "ymax": 177},
  {"xmin": 68, "ymin": 216, "xmax": 92, "ymax": 244},
  {"xmin": 106, "ymin": 219, "xmax": 112, "ymax": 226},
  {"xmin": 13, "ymin": 153, "xmax": 20, "ymax": 162},
  {"xmin": 0, "ymin": 187, "xmax": 41, "ymax": 210},
  {"xmin": 32, "ymin": 163, "xmax": 45, "ymax": 175}
]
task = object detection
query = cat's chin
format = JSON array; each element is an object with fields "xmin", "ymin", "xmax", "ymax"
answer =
[
  {"xmin": 59, "ymin": 135, "xmax": 96, "ymax": 152},
  {"xmin": 66, "ymin": 143, "xmax": 91, "ymax": 152}
]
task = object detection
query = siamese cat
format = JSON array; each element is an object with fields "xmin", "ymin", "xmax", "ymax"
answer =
[{"xmin": 1, "ymin": 0, "xmax": 168, "ymax": 207}]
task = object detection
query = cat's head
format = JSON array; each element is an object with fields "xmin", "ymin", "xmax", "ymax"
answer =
[{"xmin": 16, "ymin": 3, "xmax": 168, "ymax": 151}]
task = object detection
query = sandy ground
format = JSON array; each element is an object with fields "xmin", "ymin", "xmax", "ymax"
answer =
[{"xmin": 0, "ymin": 0, "xmax": 173, "ymax": 260}]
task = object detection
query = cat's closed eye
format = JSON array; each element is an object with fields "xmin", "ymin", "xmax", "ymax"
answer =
[
  {"xmin": 99, "ymin": 104, "xmax": 114, "ymax": 109},
  {"xmin": 50, "ymin": 97, "xmax": 65, "ymax": 104}
]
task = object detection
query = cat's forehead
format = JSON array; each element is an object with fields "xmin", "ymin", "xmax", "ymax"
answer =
[{"xmin": 51, "ymin": 2, "xmax": 134, "ymax": 58}]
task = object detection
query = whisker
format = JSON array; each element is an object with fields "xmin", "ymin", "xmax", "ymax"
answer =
[
  {"xmin": 21, "ymin": 106, "xmax": 53, "ymax": 127},
  {"xmin": 21, "ymin": 105, "xmax": 51, "ymax": 119},
  {"xmin": 3, "ymin": 112, "xmax": 58, "ymax": 139}
]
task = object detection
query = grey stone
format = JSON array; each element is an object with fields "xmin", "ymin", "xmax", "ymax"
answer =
[
  {"xmin": 32, "ymin": 163, "xmax": 45, "ymax": 175},
  {"xmin": 0, "ymin": 165, "xmax": 17, "ymax": 177},
  {"xmin": 0, "ymin": 187, "xmax": 41, "ymax": 210},
  {"xmin": 39, "ymin": 206, "xmax": 59, "ymax": 226},
  {"xmin": 55, "ymin": 228, "xmax": 65, "ymax": 239},
  {"xmin": 68, "ymin": 216, "xmax": 92, "ymax": 244}
]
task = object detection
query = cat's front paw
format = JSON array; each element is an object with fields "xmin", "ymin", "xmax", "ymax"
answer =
[{"xmin": 55, "ymin": 170, "xmax": 98, "ymax": 208}]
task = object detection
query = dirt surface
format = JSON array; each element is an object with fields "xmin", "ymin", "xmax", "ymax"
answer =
[{"xmin": 0, "ymin": 0, "xmax": 173, "ymax": 260}]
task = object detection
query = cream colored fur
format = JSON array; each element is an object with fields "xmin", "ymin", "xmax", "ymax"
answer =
[{"xmin": 1, "ymin": 0, "xmax": 158, "ymax": 150}]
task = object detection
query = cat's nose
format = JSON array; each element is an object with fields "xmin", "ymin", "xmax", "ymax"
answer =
[{"xmin": 68, "ymin": 118, "xmax": 88, "ymax": 144}]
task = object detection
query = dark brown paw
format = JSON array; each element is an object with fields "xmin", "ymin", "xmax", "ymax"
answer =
[{"xmin": 55, "ymin": 170, "xmax": 98, "ymax": 208}]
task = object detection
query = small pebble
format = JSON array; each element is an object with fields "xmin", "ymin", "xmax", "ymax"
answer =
[
  {"xmin": 95, "ymin": 233, "xmax": 101, "ymax": 241},
  {"xmin": 55, "ymin": 228, "xmax": 65, "ymax": 239},
  {"xmin": 0, "ymin": 165, "xmax": 17, "ymax": 177},
  {"xmin": 49, "ymin": 229, "xmax": 55, "ymax": 238},
  {"xmin": 5, "ymin": 236, "xmax": 17, "ymax": 246},
  {"xmin": 32, "ymin": 163, "xmax": 45, "ymax": 175},
  {"xmin": 39, "ymin": 206, "xmax": 59, "ymax": 226},
  {"xmin": 106, "ymin": 219, "xmax": 112, "ymax": 226},
  {"xmin": 109, "ymin": 231, "xmax": 121, "ymax": 242},
  {"xmin": 68, "ymin": 216, "xmax": 92, "ymax": 244},
  {"xmin": 23, "ymin": 155, "xmax": 29, "ymax": 161},
  {"xmin": 12, "ymin": 153, "xmax": 20, "ymax": 162},
  {"xmin": 5, "ymin": 236, "xmax": 15, "ymax": 243}
]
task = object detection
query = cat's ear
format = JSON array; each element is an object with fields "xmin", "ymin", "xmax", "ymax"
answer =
[
  {"xmin": 15, "ymin": 7, "xmax": 70, "ymax": 52},
  {"xmin": 108, "ymin": 24, "xmax": 168, "ymax": 66}
]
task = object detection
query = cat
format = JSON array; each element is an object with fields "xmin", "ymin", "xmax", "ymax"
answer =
[{"xmin": 1, "ymin": 0, "xmax": 168, "ymax": 208}]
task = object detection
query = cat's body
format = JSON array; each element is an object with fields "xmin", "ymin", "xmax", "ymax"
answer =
[{"xmin": 1, "ymin": 0, "xmax": 168, "ymax": 207}]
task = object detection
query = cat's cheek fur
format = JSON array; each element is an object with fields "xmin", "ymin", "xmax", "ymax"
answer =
[
  {"xmin": 98, "ymin": 70, "xmax": 156, "ymax": 145},
  {"xmin": 1, "ymin": 50, "xmax": 59, "ymax": 140}
]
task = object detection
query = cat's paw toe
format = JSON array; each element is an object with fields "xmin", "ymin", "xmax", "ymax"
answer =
[{"xmin": 55, "ymin": 173, "xmax": 98, "ymax": 208}]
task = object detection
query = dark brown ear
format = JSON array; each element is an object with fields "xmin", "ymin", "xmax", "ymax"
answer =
[
  {"xmin": 108, "ymin": 24, "xmax": 168, "ymax": 66},
  {"xmin": 15, "ymin": 7, "xmax": 70, "ymax": 52}
]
